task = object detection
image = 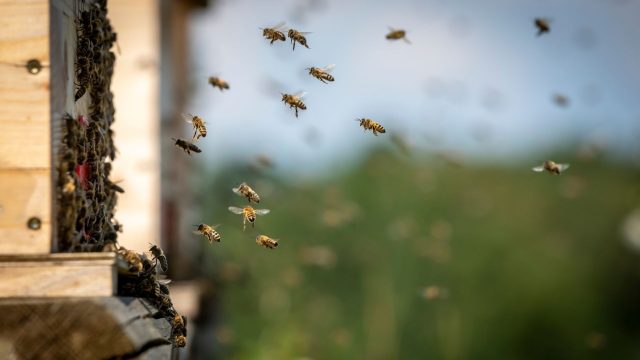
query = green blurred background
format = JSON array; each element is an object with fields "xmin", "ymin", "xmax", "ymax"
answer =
[{"xmin": 190, "ymin": 148, "xmax": 640, "ymax": 360}]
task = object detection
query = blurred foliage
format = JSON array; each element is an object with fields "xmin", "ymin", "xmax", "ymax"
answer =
[{"xmin": 196, "ymin": 150, "xmax": 640, "ymax": 360}]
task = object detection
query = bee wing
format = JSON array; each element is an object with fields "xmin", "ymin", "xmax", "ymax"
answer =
[
  {"xmin": 254, "ymin": 209, "xmax": 271, "ymax": 215},
  {"xmin": 532, "ymin": 165, "xmax": 545, "ymax": 172},
  {"xmin": 157, "ymin": 279, "xmax": 172, "ymax": 285},
  {"xmin": 557, "ymin": 163, "xmax": 570, "ymax": 172},
  {"xmin": 388, "ymin": 26, "xmax": 396, "ymax": 31},
  {"xmin": 181, "ymin": 113, "xmax": 194, "ymax": 124},
  {"xmin": 293, "ymin": 91, "xmax": 307, "ymax": 99},
  {"xmin": 232, "ymin": 183, "xmax": 247, "ymax": 195},
  {"xmin": 321, "ymin": 64, "xmax": 336, "ymax": 72},
  {"xmin": 228, "ymin": 206, "xmax": 244, "ymax": 214},
  {"xmin": 272, "ymin": 21, "xmax": 287, "ymax": 30},
  {"xmin": 403, "ymin": 37, "xmax": 412, "ymax": 44}
]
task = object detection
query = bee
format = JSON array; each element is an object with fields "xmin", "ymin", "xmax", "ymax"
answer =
[
  {"xmin": 553, "ymin": 93, "xmax": 569, "ymax": 108},
  {"xmin": 182, "ymin": 113, "xmax": 207, "ymax": 140},
  {"xmin": 173, "ymin": 334, "xmax": 187, "ymax": 348},
  {"xmin": 62, "ymin": 172, "xmax": 76, "ymax": 194},
  {"xmin": 172, "ymin": 138, "xmax": 201, "ymax": 155},
  {"xmin": 107, "ymin": 179, "xmax": 125, "ymax": 193},
  {"xmin": 208, "ymin": 76, "xmax": 230, "ymax": 91},
  {"xmin": 228, "ymin": 206, "xmax": 270, "ymax": 231},
  {"xmin": 261, "ymin": 21, "xmax": 287, "ymax": 44},
  {"xmin": 171, "ymin": 314, "xmax": 187, "ymax": 332},
  {"xmin": 356, "ymin": 118, "xmax": 386, "ymax": 136},
  {"xmin": 386, "ymin": 27, "xmax": 411, "ymax": 44},
  {"xmin": 532, "ymin": 160, "xmax": 570, "ymax": 175},
  {"xmin": 117, "ymin": 247, "xmax": 143, "ymax": 273},
  {"xmin": 149, "ymin": 243, "xmax": 169, "ymax": 272},
  {"xmin": 232, "ymin": 182, "xmax": 261, "ymax": 203},
  {"xmin": 287, "ymin": 28, "xmax": 310, "ymax": 50},
  {"xmin": 534, "ymin": 18, "xmax": 550, "ymax": 36},
  {"xmin": 158, "ymin": 279, "xmax": 172, "ymax": 295},
  {"xmin": 281, "ymin": 91, "xmax": 307, "ymax": 118},
  {"xmin": 256, "ymin": 234, "xmax": 279, "ymax": 249},
  {"xmin": 307, "ymin": 64, "xmax": 335, "ymax": 83},
  {"xmin": 194, "ymin": 223, "xmax": 222, "ymax": 243}
]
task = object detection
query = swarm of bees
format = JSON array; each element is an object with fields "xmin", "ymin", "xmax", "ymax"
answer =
[{"xmin": 532, "ymin": 160, "xmax": 570, "ymax": 175}]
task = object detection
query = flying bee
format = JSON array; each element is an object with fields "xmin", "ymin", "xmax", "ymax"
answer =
[
  {"xmin": 208, "ymin": 76, "xmax": 230, "ymax": 91},
  {"xmin": 261, "ymin": 21, "xmax": 287, "ymax": 44},
  {"xmin": 194, "ymin": 223, "xmax": 222, "ymax": 243},
  {"xmin": 232, "ymin": 182, "xmax": 261, "ymax": 203},
  {"xmin": 281, "ymin": 91, "xmax": 307, "ymax": 118},
  {"xmin": 172, "ymin": 138, "xmax": 201, "ymax": 155},
  {"xmin": 149, "ymin": 243, "xmax": 169, "ymax": 272},
  {"xmin": 386, "ymin": 27, "xmax": 411, "ymax": 44},
  {"xmin": 228, "ymin": 206, "xmax": 270, "ymax": 231},
  {"xmin": 356, "ymin": 118, "xmax": 386, "ymax": 136},
  {"xmin": 534, "ymin": 18, "xmax": 551, "ymax": 36},
  {"xmin": 307, "ymin": 64, "xmax": 335, "ymax": 83},
  {"xmin": 287, "ymin": 28, "xmax": 310, "ymax": 50},
  {"xmin": 182, "ymin": 113, "xmax": 207, "ymax": 140},
  {"xmin": 256, "ymin": 234, "xmax": 279, "ymax": 249},
  {"xmin": 532, "ymin": 160, "xmax": 570, "ymax": 175}
]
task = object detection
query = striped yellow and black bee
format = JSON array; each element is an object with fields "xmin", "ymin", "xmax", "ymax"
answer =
[
  {"xmin": 149, "ymin": 243, "xmax": 169, "ymax": 273},
  {"xmin": 228, "ymin": 206, "xmax": 270, "ymax": 231},
  {"xmin": 232, "ymin": 182, "xmax": 261, "ymax": 203},
  {"xmin": 307, "ymin": 64, "xmax": 335, "ymax": 83},
  {"xmin": 208, "ymin": 76, "xmax": 230, "ymax": 91},
  {"xmin": 532, "ymin": 160, "xmax": 570, "ymax": 175},
  {"xmin": 256, "ymin": 234, "xmax": 279, "ymax": 249},
  {"xmin": 386, "ymin": 27, "xmax": 411, "ymax": 44},
  {"xmin": 534, "ymin": 18, "xmax": 550, "ymax": 36},
  {"xmin": 261, "ymin": 21, "xmax": 287, "ymax": 44},
  {"xmin": 356, "ymin": 118, "xmax": 386, "ymax": 136},
  {"xmin": 172, "ymin": 138, "xmax": 202, "ymax": 155},
  {"xmin": 194, "ymin": 223, "xmax": 222, "ymax": 243},
  {"xmin": 282, "ymin": 91, "xmax": 307, "ymax": 118},
  {"xmin": 182, "ymin": 113, "xmax": 207, "ymax": 140},
  {"xmin": 287, "ymin": 28, "xmax": 310, "ymax": 50}
]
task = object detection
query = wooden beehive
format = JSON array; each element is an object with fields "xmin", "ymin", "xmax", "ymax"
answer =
[{"xmin": 0, "ymin": 0, "xmax": 119, "ymax": 297}]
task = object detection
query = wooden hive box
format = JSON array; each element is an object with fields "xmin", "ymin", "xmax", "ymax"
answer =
[{"xmin": 0, "ymin": 0, "xmax": 119, "ymax": 297}]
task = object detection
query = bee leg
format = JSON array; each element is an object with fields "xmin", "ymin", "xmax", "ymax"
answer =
[
  {"xmin": 320, "ymin": 78, "xmax": 327, "ymax": 84},
  {"xmin": 295, "ymin": 108, "xmax": 299, "ymax": 118}
]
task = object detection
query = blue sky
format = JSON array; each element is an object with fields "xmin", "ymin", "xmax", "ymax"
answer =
[{"xmin": 186, "ymin": 0, "xmax": 640, "ymax": 176}]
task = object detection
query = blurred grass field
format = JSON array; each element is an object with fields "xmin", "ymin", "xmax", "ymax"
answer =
[{"xmin": 196, "ymin": 150, "xmax": 640, "ymax": 360}]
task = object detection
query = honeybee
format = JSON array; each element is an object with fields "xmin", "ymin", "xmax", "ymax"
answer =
[
  {"xmin": 532, "ymin": 160, "xmax": 570, "ymax": 175},
  {"xmin": 261, "ymin": 21, "xmax": 287, "ymax": 44},
  {"xmin": 149, "ymin": 243, "xmax": 169, "ymax": 272},
  {"xmin": 356, "ymin": 118, "xmax": 386, "ymax": 136},
  {"xmin": 287, "ymin": 28, "xmax": 310, "ymax": 50},
  {"xmin": 256, "ymin": 234, "xmax": 279, "ymax": 249},
  {"xmin": 307, "ymin": 64, "xmax": 335, "ymax": 83},
  {"xmin": 62, "ymin": 172, "xmax": 76, "ymax": 194},
  {"xmin": 173, "ymin": 334, "xmax": 187, "ymax": 348},
  {"xmin": 117, "ymin": 247, "xmax": 143, "ymax": 273},
  {"xmin": 182, "ymin": 113, "xmax": 207, "ymax": 140},
  {"xmin": 172, "ymin": 138, "xmax": 202, "ymax": 155},
  {"xmin": 194, "ymin": 223, "xmax": 222, "ymax": 243},
  {"xmin": 171, "ymin": 314, "xmax": 187, "ymax": 334},
  {"xmin": 232, "ymin": 182, "xmax": 261, "ymax": 203},
  {"xmin": 534, "ymin": 18, "xmax": 551, "ymax": 36},
  {"xmin": 281, "ymin": 91, "xmax": 307, "ymax": 118},
  {"xmin": 208, "ymin": 76, "xmax": 230, "ymax": 91},
  {"xmin": 386, "ymin": 27, "xmax": 411, "ymax": 44},
  {"xmin": 228, "ymin": 206, "xmax": 270, "ymax": 231}
]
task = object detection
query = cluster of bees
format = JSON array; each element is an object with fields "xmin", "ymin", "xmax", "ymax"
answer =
[{"xmin": 117, "ymin": 244, "xmax": 187, "ymax": 347}]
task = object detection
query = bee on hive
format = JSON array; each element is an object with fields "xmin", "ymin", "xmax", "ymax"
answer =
[{"xmin": 149, "ymin": 243, "xmax": 169, "ymax": 273}]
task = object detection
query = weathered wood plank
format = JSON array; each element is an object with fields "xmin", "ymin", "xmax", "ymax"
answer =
[
  {"xmin": 0, "ymin": 168, "xmax": 51, "ymax": 254},
  {"xmin": 0, "ymin": 253, "xmax": 116, "ymax": 297}
]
